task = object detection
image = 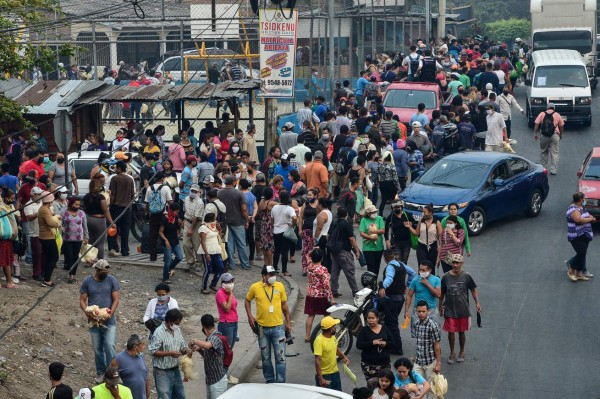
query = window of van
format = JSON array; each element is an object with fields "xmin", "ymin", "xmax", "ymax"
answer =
[{"xmin": 533, "ymin": 65, "xmax": 588, "ymax": 88}]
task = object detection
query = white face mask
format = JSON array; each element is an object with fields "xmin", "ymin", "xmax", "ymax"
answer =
[
  {"xmin": 223, "ymin": 283, "xmax": 234, "ymax": 291},
  {"xmin": 486, "ymin": 110, "xmax": 493, "ymax": 115},
  {"xmin": 189, "ymin": 192, "xmax": 198, "ymax": 199},
  {"xmin": 235, "ymin": 173, "xmax": 241, "ymax": 180},
  {"xmin": 232, "ymin": 147, "xmax": 240, "ymax": 154},
  {"xmin": 60, "ymin": 193, "xmax": 68, "ymax": 200},
  {"xmin": 171, "ymin": 324, "xmax": 180, "ymax": 332},
  {"xmin": 267, "ymin": 276, "xmax": 277, "ymax": 285},
  {"xmin": 447, "ymin": 223, "xmax": 455, "ymax": 229},
  {"xmin": 420, "ymin": 271, "xmax": 430, "ymax": 279},
  {"xmin": 227, "ymin": 137, "xmax": 235, "ymax": 142}
]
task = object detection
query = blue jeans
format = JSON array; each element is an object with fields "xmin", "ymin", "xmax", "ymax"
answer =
[
  {"xmin": 258, "ymin": 324, "xmax": 286, "ymax": 383},
  {"xmin": 218, "ymin": 321, "xmax": 238, "ymax": 349},
  {"xmin": 22, "ymin": 221, "xmax": 32, "ymax": 263},
  {"xmin": 315, "ymin": 371, "xmax": 342, "ymax": 391},
  {"xmin": 226, "ymin": 225, "xmax": 249, "ymax": 269},
  {"xmin": 163, "ymin": 244, "xmax": 184, "ymax": 281},
  {"xmin": 89, "ymin": 324, "xmax": 117, "ymax": 375},
  {"xmin": 202, "ymin": 254, "xmax": 224, "ymax": 289},
  {"xmin": 154, "ymin": 367, "xmax": 185, "ymax": 399}
]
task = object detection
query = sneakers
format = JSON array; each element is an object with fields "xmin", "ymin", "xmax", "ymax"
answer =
[
  {"xmin": 583, "ymin": 271, "xmax": 594, "ymax": 278},
  {"xmin": 108, "ymin": 250, "xmax": 120, "ymax": 257}
]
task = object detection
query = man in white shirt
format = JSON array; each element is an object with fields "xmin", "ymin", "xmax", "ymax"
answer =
[
  {"xmin": 279, "ymin": 122, "xmax": 298, "ymax": 154},
  {"xmin": 297, "ymin": 99, "xmax": 319, "ymax": 130},
  {"xmin": 402, "ymin": 45, "xmax": 423, "ymax": 81},
  {"xmin": 497, "ymin": 87, "xmax": 524, "ymax": 139},
  {"xmin": 144, "ymin": 171, "xmax": 173, "ymax": 262},
  {"xmin": 288, "ymin": 135, "xmax": 311, "ymax": 166},
  {"xmin": 484, "ymin": 104, "xmax": 508, "ymax": 152},
  {"xmin": 111, "ymin": 128, "xmax": 130, "ymax": 152}
]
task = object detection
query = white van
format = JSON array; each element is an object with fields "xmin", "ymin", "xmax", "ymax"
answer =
[{"xmin": 525, "ymin": 49, "xmax": 592, "ymax": 127}]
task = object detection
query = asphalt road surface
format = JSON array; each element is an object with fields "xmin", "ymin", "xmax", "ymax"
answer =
[{"xmin": 243, "ymin": 86, "xmax": 600, "ymax": 399}]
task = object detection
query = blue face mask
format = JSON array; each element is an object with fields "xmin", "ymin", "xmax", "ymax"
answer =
[
  {"xmin": 157, "ymin": 295, "xmax": 169, "ymax": 302},
  {"xmin": 43, "ymin": 157, "xmax": 49, "ymax": 163}
]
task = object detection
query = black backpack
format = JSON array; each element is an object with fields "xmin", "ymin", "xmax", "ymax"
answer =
[
  {"xmin": 326, "ymin": 220, "xmax": 344, "ymax": 253},
  {"xmin": 335, "ymin": 147, "xmax": 352, "ymax": 176},
  {"xmin": 409, "ymin": 54, "xmax": 420, "ymax": 76},
  {"xmin": 540, "ymin": 111, "xmax": 556, "ymax": 137}
]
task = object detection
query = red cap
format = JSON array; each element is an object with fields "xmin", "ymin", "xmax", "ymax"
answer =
[{"xmin": 186, "ymin": 155, "xmax": 197, "ymax": 163}]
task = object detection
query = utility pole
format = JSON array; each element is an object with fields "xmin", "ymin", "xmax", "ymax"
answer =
[
  {"xmin": 328, "ymin": 0, "xmax": 335, "ymax": 106},
  {"xmin": 437, "ymin": 0, "xmax": 447, "ymax": 43},
  {"xmin": 264, "ymin": 99, "xmax": 278, "ymax": 162},
  {"xmin": 92, "ymin": 22, "xmax": 98, "ymax": 80},
  {"xmin": 425, "ymin": 0, "xmax": 430, "ymax": 44}
]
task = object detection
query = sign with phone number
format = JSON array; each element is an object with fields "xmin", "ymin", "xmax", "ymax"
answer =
[{"xmin": 259, "ymin": 8, "xmax": 298, "ymax": 98}]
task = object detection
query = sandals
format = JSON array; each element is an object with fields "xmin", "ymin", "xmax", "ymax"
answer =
[
  {"xmin": 457, "ymin": 356, "xmax": 465, "ymax": 363},
  {"xmin": 41, "ymin": 281, "xmax": 56, "ymax": 287},
  {"xmin": 5, "ymin": 283, "xmax": 17, "ymax": 289},
  {"xmin": 447, "ymin": 355, "xmax": 456, "ymax": 364},
  {"xmin": 201, "ymin": 288, "xmax": 210, "ymax": 294},
  {"xmin": 289, "ymin": 258, "xmax": 296, "ymax": 264},
  {"xmin": 283, "ymin": 272, "xmax": 292, "ymax": 277}
]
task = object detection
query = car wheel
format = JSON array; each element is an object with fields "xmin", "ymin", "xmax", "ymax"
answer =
[
  {"xmin": 526, "ymin": 189, "xmax": 543, "ymax": 217},
  {"xmin": 468, "ymin": 206, "xmax": 486, "ymax": 236}
]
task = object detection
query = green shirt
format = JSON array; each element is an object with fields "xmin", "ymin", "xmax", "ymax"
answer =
[
  {"xmin": 448, "ymin": 80, "xmax": 463, "ymax": 96},
  {"xmin": 93, "ymin": 384, "xmax": 133, "ymax": 399},
  {"xmin": 459, "ymin": 74, "xmax": 471, "ymax": 89},
  {"xmin": 441, "ymin": 215, "xmax": 471, "ymax": 253},
  {"xmin": 360, "ymin": 215, "xmax": 385, "ymax": 251}
]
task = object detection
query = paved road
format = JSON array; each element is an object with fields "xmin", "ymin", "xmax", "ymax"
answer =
[{"xmin": 244, "ymin": 86, "xmax": 600, "ymax": 399}]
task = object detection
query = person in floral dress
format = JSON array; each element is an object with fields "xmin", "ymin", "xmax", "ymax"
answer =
[
  {"xmin": 258, "ymin": 188, "xmax": 277, "ymax": 266},
  {"xmin": 62, "ymin": 197, "xmax": 88, "ymax": 283},
  {"xmin": 304, "ymin": 248, "xmax": 333, "ymax": 342},
  {"xmin": 298, "ymin": 188, "xmax": 319, "ymax": 276}
]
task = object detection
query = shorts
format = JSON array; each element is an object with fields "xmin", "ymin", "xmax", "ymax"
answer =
[
  {"xmin": 443, "ymin": 316, "xmax": 471, "ymax": 333},
  {"xmin": 304, "ymin": 296, "xmax": 330, "ymax": 316}
]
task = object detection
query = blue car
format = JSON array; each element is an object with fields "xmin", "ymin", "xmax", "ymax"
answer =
[{"xmin": 399, "ymin": 152, "xmax": 550, "ymax": 235}]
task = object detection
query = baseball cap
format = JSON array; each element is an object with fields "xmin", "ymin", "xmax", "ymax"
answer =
[
  {"xmin": 451, "ymin": 72, "xmax": 461, "ymax": 79},
  {"xmin": 547, "ymin": 103, "xmax": 556, "ymax": 109},
  {"xmin": 313, "ymin": 150, "xmax": 323, "ymax": 159},
  {"xmin": 31, "ymin": 187, "xmax": 44, "ymax": 195},
  {"xmin": 392, "ymin": 199, "xmax": 404, "ymax": 208},
  {"xmin": 93, "ymin": 259, "xmax": 111, "ymax": 270},
  {"xmin": 202, "ymin": 175, "xmax": 215, "ymax": 184},
  {"xmin": 450, "ymin": 253, "xmax": 464, "ymax": 263},
  {"xmin": 515, "ymin": 37, "xmax": 522, "ymax": 42},
  {"xmin": 485, "ymin": 83, "xmax": 493, "ymax": 90},
  {"xmin": 221, "ymin": 273, "xmax": 235, "ymax": 283},
  {"xmin": 396, "ymin": 139, "xmax": 406, "ymax": 149},
  {"xmin": 58, "ymin": 186, "xmax": 68, "ymax": 193},
  {"xmin": 281, "ymin": 153, "xmax": 289, "ymax": 160},
  {"xmin": 320, "ymin": 316, "xmax": 341, "ymax": 330},
  {"xmin": 77, "ymin": 388, "xmax": 95, "ymax": 399},
  {"xmin": 41, "ymin": 192, "xmax": 54, "ymax": 203},
  {"xmin": 261, "ymin": 265, "xmax": 279, "ymax": 275},
  {"xmin": 246, "ymin": 123, "xmax": 255, "ymax": 132},
  {"xmin": 190, "ymin": 184, "xmax": 200, "ymax": 192},
  {"xmin": 104, "ymin": 367, "xmax": 122, "ymax": 386},
  {"xmin": 255, "ymin": 173, "xmax": 266, "ymax": 182},
  {"xmin": 186, "ymin": 155, "xmax": 197, "ymax": 163},
  {"xmin": 411, "ymin": 121, "xmax": 422, "ymax": 128},
  {"xmin": 114, "ymin": 151, "xmax": 129, "ymax": 160},
  {"xmin": 224, "ymin": 175, "xmax": 237, "ymax": 185},
  {"xmin": 284, "ymin": 122, "xmax": 294, "ymax": 129}
]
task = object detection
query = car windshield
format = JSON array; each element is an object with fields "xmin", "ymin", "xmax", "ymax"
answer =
[
  {"xmin": 533, "ymin": 65, "xmax": 589, "ymax": 88},
  {"xmin": 583, "ymin": 157, "xmax": 600, "ymax": 179},
  {"xmin": 383, "ymin": 89, "xmax": 437, "ymax": 109},
  {"xmin": 418, "ymin": 159, "xmax": 490, "ymax": 189}
]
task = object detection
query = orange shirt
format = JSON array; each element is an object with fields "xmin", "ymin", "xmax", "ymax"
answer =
[{"xmin": 303, "ymin": 160, "xmax": 329, "ymax": 198}]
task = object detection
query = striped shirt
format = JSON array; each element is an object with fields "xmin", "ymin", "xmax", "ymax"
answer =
[
  {"xmin": 297, "ymin": 108, "xmax": 319, "ymax": 129},
  {"xmin": 148, "ymin": 323, "xmax": 187, "ymax": 370},
  {"xmin": 414, "ymin": 317, "xmax": 441, "ymax": 366},
  {"xmin": 203, "ymin": 332, "xmax": 226, "ymax": 385},
  {"xmin": 439, "ymin": 228, "xmax": 464, "ymax": 262},
  {"xmin": 566, "ymin": 204, "xmax": 593, "ymax": 241}
]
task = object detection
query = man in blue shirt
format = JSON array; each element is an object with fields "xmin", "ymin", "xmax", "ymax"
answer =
[
  {"xmin": 355, "ymin": 71, "xmax": 370, "ymax": 108},
  {"xmin": 403, "ymin": 260, "xmax": 441, "ymax": 338},
  {"xmin": 409, "ymin": 103, "xmax": 429, "ymax": 127},
  {"xmin": 0, "ymin": 163, "xmax": 19, "ymax": 194},
  {"xmin": 314, "ymin": 96, "xmax": 328, "ymax": 122},
  {"xmin": 378, "ymin": 249, "xmax": 417, "ymax": 355},
  {"xmin": 273, "ymin": 154, "xmax": 296, "ymax": 192}
]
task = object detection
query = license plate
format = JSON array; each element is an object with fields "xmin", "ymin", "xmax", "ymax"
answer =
[{"xmin": 413, "ymin": 213, "xmax": 422, "ymax": 221}]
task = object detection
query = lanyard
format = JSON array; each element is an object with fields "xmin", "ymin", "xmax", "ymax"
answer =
[{"xmin": 264, "ymin": 286, "xmax": 275, "ymax": 303}]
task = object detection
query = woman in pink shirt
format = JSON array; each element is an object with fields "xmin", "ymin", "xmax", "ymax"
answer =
[
  {"xmin": 167, "ymin": 135, "xmax": 187, "ymax": 172},
  {"xmin": 215, "ymin": 272, "xmax": 238, "ymax": 350}
]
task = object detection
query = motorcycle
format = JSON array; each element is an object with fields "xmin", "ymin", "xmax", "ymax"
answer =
[{"xmin": 309, "ymin": 271, "xmax": 379, "ymax": 356}]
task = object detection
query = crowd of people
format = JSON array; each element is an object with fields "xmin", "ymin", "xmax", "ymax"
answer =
[{"xmin": 0, "ymin": 32, "xmax": 583, "ymax": 399}]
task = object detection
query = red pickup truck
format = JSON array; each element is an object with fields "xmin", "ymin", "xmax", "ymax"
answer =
[{"xmin": 382, "ymin": 82, "xmax": 451, "ymax": 125}]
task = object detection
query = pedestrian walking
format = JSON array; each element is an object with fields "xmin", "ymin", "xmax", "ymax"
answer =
[
  {"xmin": 356, "ymin": 309, "xmax": 395, "ymax": 381},
  {"xmin": 198, "ymin": 213, "xmax": 225, "ymax": 294},
  {"xmin": 110, "ymin": 334, "xmax": 150, "ymax": 399},
  {"xmin": 439, "ymin": 254, "xmax": 480, "ymax": 364},
  {"xmin": 218, "ymin": 175, "xmax": 250, "ymax": 270},
  {"xmin": 440, "ymin": 203, "xmax": 471, "ymax": 256},
  {"xmin": 405, "ymin": 205, "xmax": 442, "ymax": 274},
  {"xmin": 484, "ymin": 104, "xmax": 508, "ymax": 152},
  {"xmin": 566, "ymin": 192, "xmax": 595, "ymax": 281},
  {"xmin": 313, "ymin": 198, "xmax": 333, "ymax": 272},
  {"xmin": 145, "ymin": 171, "xmax": 173, "ymax": 262},
  {"xmin": 328, "ymin": 206, "xmax": 361, "ymax": 298},
  {"xmin": 384, "ymin": 200, "xmax": 412, "ymax": 265},
  {"xmin": 244, "ymin": 266, "xmax": 291, "ymax": 383},
  {"xmin": 360, "ymin": 204, "xmax": 386, "ymax": 276},
  {"xmin": 412, "ymin": 301, "xmax": 442, "ymax": 399},
  {"xmin": 80, "ymin": 259, "xmax": 120, "ymax": 383},
  {"xmin": 158, "ymin": 203, "xmax": 184, "ymax": 283},
  {"xmin": 182, "ymin": 184, "xmax": 204, "ymax": 272},
  {"xmin": 437, "ymin": 215, "xmax": 464, "ymax": 274},
  {"xmin": 61, "ymin": 197, "xmax": 88, "ymax": 284},
  {"xmin": 299, "ymin": 189, "xmax": 319, "ymax": 275},
  {"xmin": 258, "ymin": 188, "xmax": 277, "ymax": 266},
  {"xmin": 404, "ymin": 260, "xmax": 441, "ymax": 338},
  {"xmin": 313, "ymin": 316, "xmax": 350, "ymax": 391},
  {"xmin": 303, "ymin": 248, "xmax": 333, "ymax": 342},
  {"xmin": 0, "ymin": 188, "xmax": 18, "ymax": 288},
  {"xmin": 239, "ymin": 179, "xmax": 257, "ymax": 264},
  {"xmin": 497, "ymin": 87, "xmax": 524, "ymax": 138},
  {"xmin": 534, "ymin": 103, "xmax": 564, "ymax": 175},
  {"xmin": 189, "ymin": 314, "xmax": 228, "ymax": 399},
  {"xmin": 82, "ymin": 179, "xmax": 113, "ymax": 260},
  {"xmin": 215, "ymin": 273, "xmax": 239, "ymax": 384},
  {"xmin": 271, "ymin": 191, "xmax": 297, "ymax": 276}
]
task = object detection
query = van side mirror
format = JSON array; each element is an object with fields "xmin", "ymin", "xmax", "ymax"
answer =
[{"xmin": 524, "ymin": 79, "xmax": 532, "ymax": 86}]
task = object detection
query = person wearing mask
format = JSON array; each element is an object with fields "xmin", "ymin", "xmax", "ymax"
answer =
[
  {"xmin": 214, "ymin": 273, "xmax": 240, "ymax": 384},
  {"xmin": 405, "ymin": 205, "xmax": 442, "ymax": 273},
  {"xmin": 258, "ymin": 188, "xmax": 277, "ymax": 266},
  {"xmin": 48, "ymin": 152, "xmax": 78, "ymax": 195},
  {"xmin": 437, "ymin": 215, "xmax": 465, "ymax": 274},
  {"xmin": 62, "ymin": 197, "xmax": 88, "ymax": 284},
  {"xmin": 218, "ymin": 175, "xmax": 250, "ymax": 270},
  {"xmin": 109, "ymin": 335, "xmax": 150, "ymax": 399},
  {"xmin": 274, "ymin": 154, "xmax": 296, "ymax": 193},
  {"xmin": 148, "ymin": 309, "xmax": 191, "ymax": 399},
  {"xmin": 243, "ymin": 124, "xmax": 260, "ymax": 163},
  {"xmin": 385, "ymin": 200, "xmax": 412, "ymax": 265},
  {"xmin": 239, "ymin": 179, "xmax": 258, "ymax": 264},
  {"xmin": 179, "ymin": 155, "xmax": 198, "ymax": 204},
  {"xmin": 80, "ymin": 259, "xmax": 121, "ymax": 384},
  {"xmin": 245, "ymin": 266, "xmax": 292, "ymax": 383},
  {"xmin": 356, "ymin": 309, "xmax": 395, "ymax": 381},
  {"xmin": 303, "ymin": 248, "xmax": 333, "ymax": 341},
  {"xmin": 298, "ymin": 189, "xmax": 319, "ymax": 276},
  {"xmin": 404, "ymin": 260, "xmax": 441, "ymax": 338},
  {"xmin": 484, "ymin": 104, "xmax": 508, "ymax": 153},
  {"xmin": 279, "ymin": 122, "xmax": 298, "ymax": 154},
  {"xmin": 271, "ymin": 191, "xmax": 297, "ymax": 276},
  {"xmin": 198, "ymin": 212, "xmax": 225, "ymax": 294},
  {"xmin": 0, "ymin": 188, "xmax": 17, "ymax": 288},
  {"xmin": 158, "ymin": 203, "xmax": 183, "ymax": 283},
  {"xmin": 146, "ymin": 171, "xmax": 174, "ymax": 263},
  {"xmin": 143, "ymin": 283, "xmax": 179, "ymax": 334},
  {"xmin": 566, "ymin": 192, "xmax": 596, "ymax": 281},
  {"xmin": 83, "ymin": 179, "xmax": 113, "ymax": 260},
  {"xmin": 392, "ymin": 140, "xmax": 409, "ymax": 191},
  {"xmin": 167, "ymin": 135, "xmax": 186, "ymax": 172},
  {"xmin": 111, "ymin": 128, "xmax": 131, "ymax": 152},
  {"xmin": 360, "ymin": 204, "xmax": 386, "ymax": 276},
  {"xmin": 18, "ymin": 149, "xmax": 45, "ymax": 181},
  {"xmin": 534, "ymin": 102, "xmax": 564, "ymax": 175},
  {"xmin": 108, "ymin": 161, "xmax": 135, "ymax": 257},
  {"xmin": 313, "ymin": 316, "xmax": 350, "ymax": 391},
  {"xmin": 37, "ymin": 192, "xmax": 61, "ymax": 287},
  {"xmin": 189, "ymin": 314, "xmax": 228, "ymax": 398},
  {"xmin": 329, "ymin": 206, "xmax": 362, "ymax": 298},
  {"xmin": 377, "ymin": 152, "xmax": 401, "ymax": 217},
  {"xmin": 313, "ymin": 198, "xmax": 333, "ymax": 272},
  {"xmin": 497, "ymin": 86, "xmax": 524, "ymax": 139}
]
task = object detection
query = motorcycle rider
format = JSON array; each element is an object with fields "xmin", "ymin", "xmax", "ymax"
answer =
[{"xmin": 378, "ymin": 249, "xmax": 417, "ymax": 355}]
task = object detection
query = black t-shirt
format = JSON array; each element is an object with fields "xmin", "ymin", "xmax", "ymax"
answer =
[
  {"xmin": 332, "ymin": 134, "xmax": 348, "ymax": 161},
  {"xmin": 337, "ymin": 218, "xmax": 355, "ymax": 252},
  {"xmin": 385, "ymin": 212, "xmax": 411, "ymax": 243},
  {"xmin": 162, "ymin": 216, "xmax": 180, "ymax": 247},
  {"xmin": 251, "ymin": 184, "xmax": 265, "ymax": 204},
  {"xmin": 355, "ymin": 117, "xmax": 370, "ymax": 135},
  {"xmin": 46, "ymin": 383, "xmax": 73, "ymax": 399}
]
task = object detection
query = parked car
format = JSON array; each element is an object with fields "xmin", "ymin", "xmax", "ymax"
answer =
[
  {"xmin": 399, "ymin": 151, "xmax": 550, "ymax": 235},
  {"xmin": 155, "ymin": 48, "xmax": 259, "ymax": 82},
  {"xmin": 577, "ymin": 147, "xmax": 600, "ymax": 216},
  {"xmin": 382, "ymin": 81, "xmax": 452, "ymax": 126},
  {"xmin": 219, "ymin": 384, "xmax": 352, "ymax": 399}
]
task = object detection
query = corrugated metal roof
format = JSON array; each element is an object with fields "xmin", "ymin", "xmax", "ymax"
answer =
[
  {"xmin": 22, "ymin": 80, "xmax": 82, "ymax": 115},
  {"xmin": 0, "ymin": 79, "xmax": 32, "ymax": 99},
  {"xmin": 57, "ymin": 81, "xmax": 108, "ymax": 107},
  {"xmin": 14, "ymin": 80, "xmax": 63, "ymax": 106}
]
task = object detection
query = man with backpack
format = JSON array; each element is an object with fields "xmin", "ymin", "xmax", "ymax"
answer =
[
  {"xmin": 145, "ymin": 171, "xmax": 173, "ymax": 262},
  {"xmin": 402, "ymin": 45, "xmax": 422, "ymax": 82},
  {"xmin": 534, "ymin": 103, "xmax": 564, "ymax": 175},
  {"xmin": 335, "ymin": 137, "xmax": 357, "ymax": 191},
  {"xmin": 190, "ymin": 314, "xmax": 228, "ymax": 399}
]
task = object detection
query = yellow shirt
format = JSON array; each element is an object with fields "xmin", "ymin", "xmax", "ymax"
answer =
[
  {"xmin": 143, "ymin": 145, "xmax": 161, "ymax": 154},
  {"xmin": 93, "ymin": 384, "xmax": 133, "ymax": 399},
  {"xmin": 245, "ymin": 280, "xmax": 287, "ymax": 327},
  {"xmin": 313, "ymin": 334, "xmax": 338, "ymax": 375}
]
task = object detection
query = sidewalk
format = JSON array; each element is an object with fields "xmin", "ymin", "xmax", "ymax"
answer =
[{"xmin": 108, "ymin": 243, "xmax": 301, "ymax": 396}]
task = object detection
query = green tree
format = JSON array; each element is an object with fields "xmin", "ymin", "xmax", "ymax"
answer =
[
  {"xmin": 485, "ymin": 18, "xmax": 531, "ymax": 44},
  {"xmin": 0, "ymin": 0, "xmax": 74, "ymax": 133}
]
